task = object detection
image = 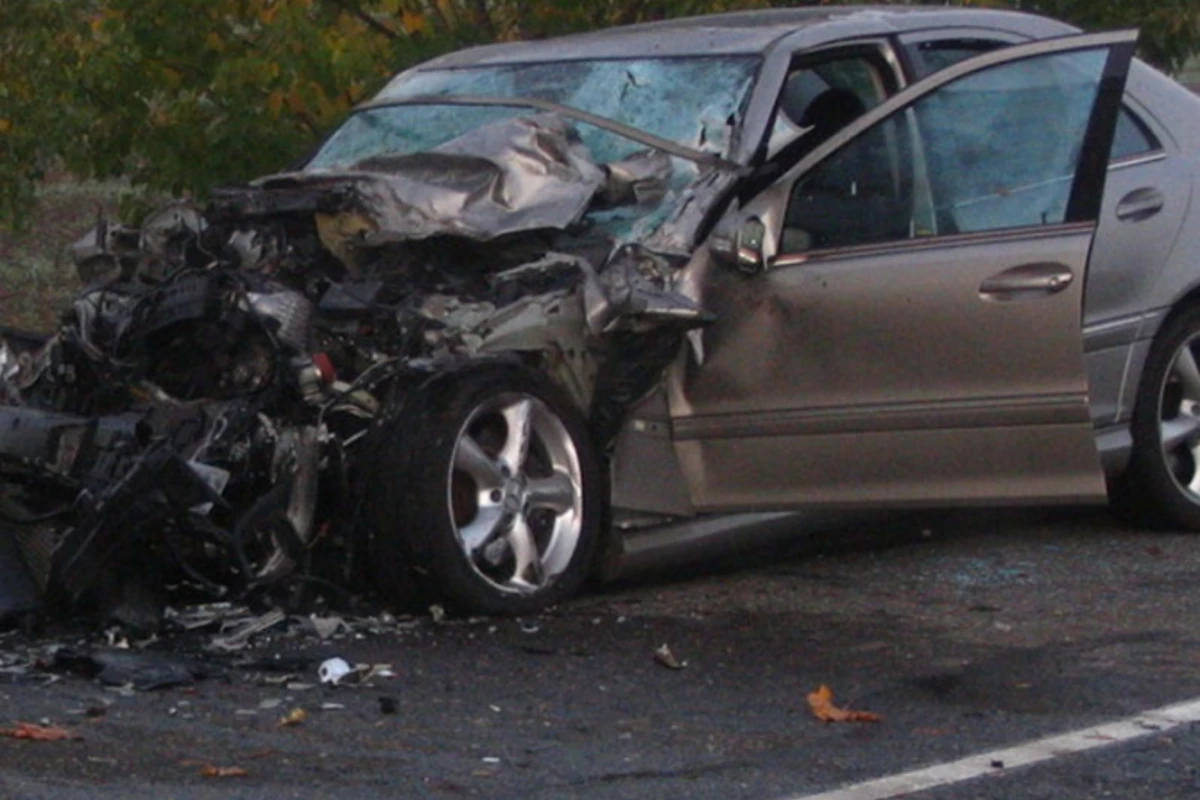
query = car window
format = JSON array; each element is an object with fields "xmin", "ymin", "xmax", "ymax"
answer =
[
  {"xmin": 783, "ymin": 48, "xmax": 1111, "ymax": 252},
  {"xmin": 910, "ymin": 39, "xmax": 1006, "ymax": 79},
  {"xmin": 1110, "ymin": 106, "xmax": 1160, "ymax": 160},
  {"xmin": 908, "ymin": 38, "xmax": 1157, "ymax": 164},
  {"xmin": 767, "ymin": 54, "xmax": 892, "ymax": 166}
]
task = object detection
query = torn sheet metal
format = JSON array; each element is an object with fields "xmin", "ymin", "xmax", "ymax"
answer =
[
  {"xmin": 275, "ymin": 114, "xmax": 608, "ymax": 243},
  {"xmin": 581, "ymin": 244, "xmax": 713, "ymax": 335}
]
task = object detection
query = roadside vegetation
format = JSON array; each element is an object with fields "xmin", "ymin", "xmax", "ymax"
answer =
[{"xmin": 1, "ymin": 0, "xmax": 1197, "ymax": 330}]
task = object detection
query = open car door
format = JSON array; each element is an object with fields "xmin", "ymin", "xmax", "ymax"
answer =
[{"xmin": 668, "ymin": 31, "xmax": 1138, "ymax": 512}]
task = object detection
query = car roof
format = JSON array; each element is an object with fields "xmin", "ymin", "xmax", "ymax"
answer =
[{"xmin": 418, "ymin": 6, "xmax": 1076, "ymax": 68}]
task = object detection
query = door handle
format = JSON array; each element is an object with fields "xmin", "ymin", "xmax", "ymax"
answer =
[
  {"xmin": 1115, "ymin": 187, "xmax": 1164, "ymax": 223},
  {"xmin": 979, "ymin": 262, "xmax": 1074, "ymax": 301}
]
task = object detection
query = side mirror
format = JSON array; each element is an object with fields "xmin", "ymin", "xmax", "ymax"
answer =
[{"xmin": 710, "ymin": 217, "xmax": 767, "ymax": 275}]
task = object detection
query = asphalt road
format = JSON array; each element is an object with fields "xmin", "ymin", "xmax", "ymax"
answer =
[{"xmin": 2, "ymin": 506, "xmax": 1200, "ymax": 799}]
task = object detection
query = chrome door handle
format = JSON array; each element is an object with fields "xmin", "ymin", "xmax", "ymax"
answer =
[
  {"xmin": 979, "ymin": 262, "xmax": 1074, "ymax": 301},
  {"xmin": 1115, "ymin": 187, "xmax": 1164, "ymax": 223}
]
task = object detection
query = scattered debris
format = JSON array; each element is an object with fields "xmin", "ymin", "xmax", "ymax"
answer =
[
  {"xmin": 50, "ymin": 648, "xmax": 217, "ymax": 691},
  {"xmin": 378, "ymin": 696, "xmax": 398, "ymax": 715},
  {"xmin": 200, "ymin": 765, "xmax": 249, "ymax": 778},
  {"xmin": 653, "ymin": 643, "xmax": 686, "ymax": 670},
  {"xmin": 318, "ymin": 657, "xmax": 353, "ymax": 686},
  {"xmin": 0, "ymin": 721, "xmax": 82, "ymax": 741},
  {"xmin": 362, "ymin": 663, "xmax": 396, "ymax": 681},
  {"xmin": 209, "ymin": 610, "xmax": 288, "ymax": 652},
  {"xmin": 806, "ymin": 685, "xmax": 882, "ymax": 724},
  {"xmin": 308, "ymin": 614, "xmax": 345, "ymax": 639}
]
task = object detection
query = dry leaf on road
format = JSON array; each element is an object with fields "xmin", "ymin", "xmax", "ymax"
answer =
[
  {"xmin": 278, "ymin": 708, "xmax": 307, "ymax": 727},
  {"xmin": 807, "ymin": 685, "xmax": 882, "ymax": 723},
  {"xmin": 0, "ymin": 722, "xmax": 82, "ymax": 741}
]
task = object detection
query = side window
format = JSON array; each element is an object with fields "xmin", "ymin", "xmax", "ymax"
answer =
[
  {"xmin": 909, "ymin": 39, "xmax": 1007, "ymax": 79},
  {"xmin": 783, "ymin": 116, "xmax": 913, "ymax": 251},
  {"xmin": 1110, "ymin": 107, "xmax": 1160, "ymax": 161},
  {"xmin": 783, "ymin": 49, "xmax": 1111, "ymax": 252},
  {"xmin": 768, "ymin": 54, "xmax": 894, "ymax": 165}
]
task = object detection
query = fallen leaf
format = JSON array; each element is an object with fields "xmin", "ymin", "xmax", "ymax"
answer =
[
  {"xmin": 278, "ymin": 708, "xmax": 307, "ymax": 727},
  {"xmin": 806, "ymin": 685, "xmax": 882, "ymax": 723},
  {"xmin": 0, "ymin": 722, "xmax": 82, "ymax": 741},
  {"xmin": 200, "ymin": 764, "xmax": 249, "ymax": 778}
]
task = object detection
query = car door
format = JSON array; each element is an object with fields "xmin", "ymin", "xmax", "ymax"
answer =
[
  {"xmin": 665, "ymin": 31, "xmax": 1137, "ymax": 512},
  {"xmin": 896, "ymin": 32, "xmax": 1190, "ymax": 434}
]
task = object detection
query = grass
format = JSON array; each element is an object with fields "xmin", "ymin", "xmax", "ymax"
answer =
[{"xmin": 0, "ymin": 178, "xmax": 125, "ymax": 333}]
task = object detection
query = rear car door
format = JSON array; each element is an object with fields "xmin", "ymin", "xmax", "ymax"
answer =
[{"xmin": 667, "ymin": 31, "xmax": 1138, "ymax": 512}]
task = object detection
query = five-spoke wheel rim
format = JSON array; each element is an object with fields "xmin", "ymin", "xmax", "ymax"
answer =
[
  {"xmin": 1159, "ymin": 333, "xmax": 1200, "ymax": 503},
  {"xmin": 447, "ymin": 392, "xmax": 583, "ymax": 595}
]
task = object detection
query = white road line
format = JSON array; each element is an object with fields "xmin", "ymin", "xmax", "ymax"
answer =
[{"xmin": 783, "ymin": 696, "xmax": 1200, "ymax": 800}]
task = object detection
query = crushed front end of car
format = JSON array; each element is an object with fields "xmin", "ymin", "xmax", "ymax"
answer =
[{"xmin": 0, "ymin": 73, "xmax": 746, "ymax": 622}]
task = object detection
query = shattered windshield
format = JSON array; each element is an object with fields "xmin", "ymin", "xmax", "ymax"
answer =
[{"xmin": 307, "ymin": 56, "xmax": 760, "ymax": 169}]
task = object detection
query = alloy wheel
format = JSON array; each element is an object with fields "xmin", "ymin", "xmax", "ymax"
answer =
[
  {"xmin": 1158, "ymin": 333, "xmax": 1200, "ymax": 504},
  {"xmin": 446, "ymin": 393, "xmax": 584, "ymax": 594}
]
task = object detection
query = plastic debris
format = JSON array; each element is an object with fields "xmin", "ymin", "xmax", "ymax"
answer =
[
  {"xmin": 0, "ymin": 722, "xmax": 81, "ymax": 741},
  {"xmin": 807, "ymin": 685, "xmax": 882, "ymax": 723},
  {"xmin": 51, "ymin": 648, "xmax": 214, "ymax": 691},
  {"xmin": 318, "ymin": 657, "xmax": 353, "ymax": 685},
  {"xmin": 308, "ymin": 614, "xmax": 345, "ymax": 639},
  {"xmin": 362, "ymin": 663, "xmax": 396, "ymax": 681},
  {"xmin": 653, "ymin": 643, "xmax": 686, "ymax": 670}
]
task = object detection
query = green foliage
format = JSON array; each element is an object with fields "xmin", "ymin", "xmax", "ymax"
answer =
[
  {"xmin": 1022, "ymin": 0, "xmax": 1199, "ymax": 73},
  {"xmin": 1, "ymin": 0, "xmax": 1197, "ymax": 231}
]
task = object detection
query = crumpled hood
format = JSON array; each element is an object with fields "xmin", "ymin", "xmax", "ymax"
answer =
[{"xmin": 260, "ymin": 114, "xmax": 614, "ymax": 243}]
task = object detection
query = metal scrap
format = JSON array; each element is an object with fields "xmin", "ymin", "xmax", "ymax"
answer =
[{"xmin": 209, "ymin": 609, "xmax": 288, "ymax": 652}]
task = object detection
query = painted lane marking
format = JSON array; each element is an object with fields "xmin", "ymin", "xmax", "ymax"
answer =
[{"xmin": 783, "ymin": 696, "xmax": 1200, "ymax": 800}]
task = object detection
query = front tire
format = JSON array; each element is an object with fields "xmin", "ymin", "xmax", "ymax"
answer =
[
  {"xmin": 1116, "ymin": 304, "xmax": 1200, "ymax": 529},
  {"xmin": 367, "ymin": 365, "xmax": 602, "ymax": 615}
]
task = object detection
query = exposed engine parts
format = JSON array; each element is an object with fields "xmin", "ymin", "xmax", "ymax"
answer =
[{"xmin": 0, "ymin": 113, "xmax": 719, "ymax": 625}]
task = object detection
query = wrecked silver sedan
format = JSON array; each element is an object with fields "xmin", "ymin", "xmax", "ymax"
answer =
[{"xmin": 2, "ymin": 7, "xmax": 1197, "ymax": 618}]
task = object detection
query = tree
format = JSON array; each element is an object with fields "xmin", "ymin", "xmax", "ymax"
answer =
[
  {"xmin": 1, "ymin": 0, "xmax": 1197, "ymax": 231},
  {"xmin": 1014, "ymin": 0, "xmax": 1198, "ymax": 72}
]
